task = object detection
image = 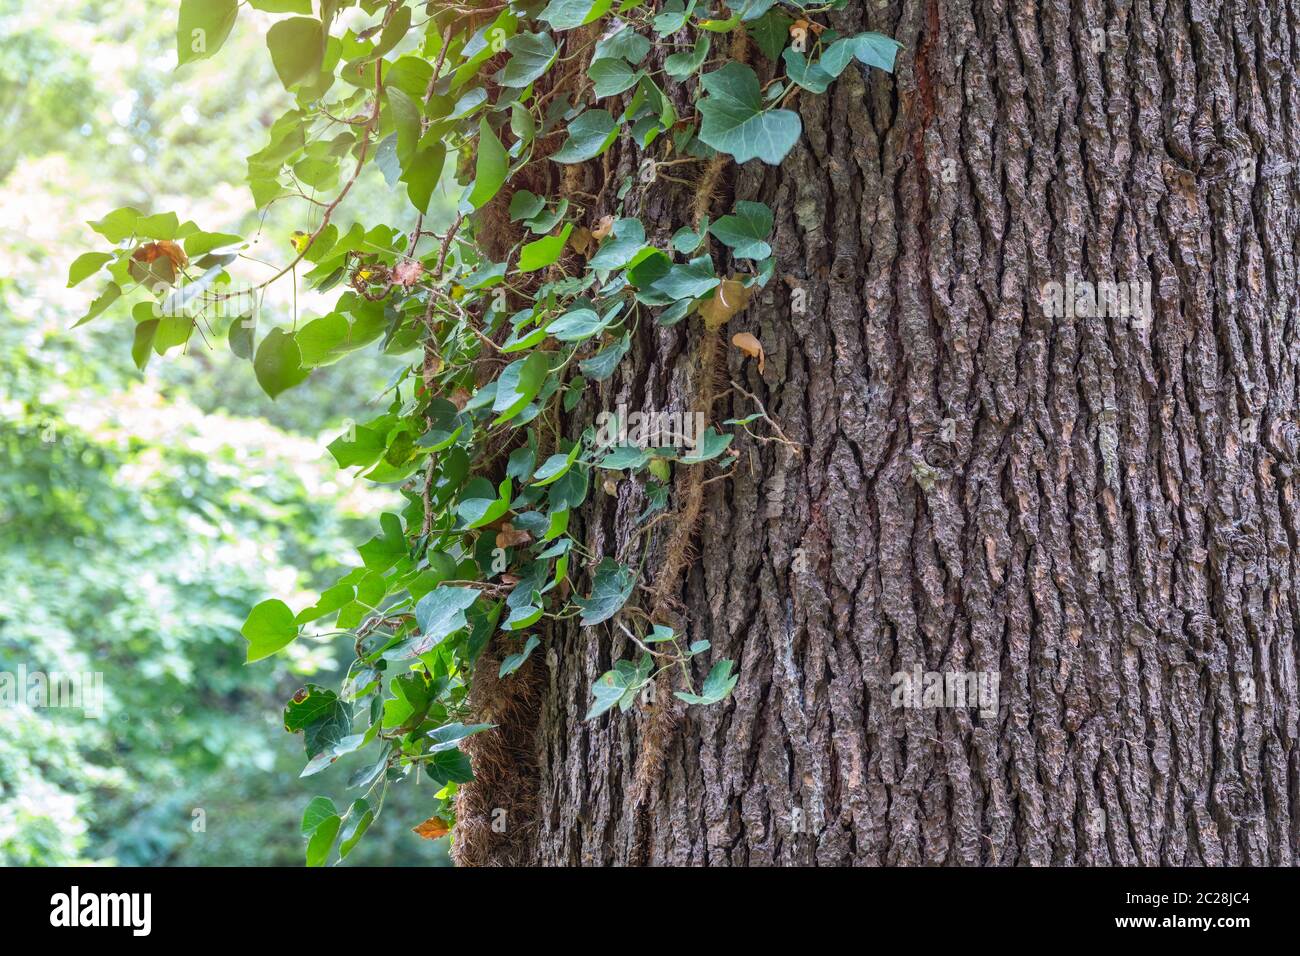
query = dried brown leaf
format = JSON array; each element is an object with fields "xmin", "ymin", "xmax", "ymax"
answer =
[
  {"xmin": 731, "ymin": 331, "xmax": 765, "ymax": 373},
  {"xmin": 412, "ymin": 817, "xmax": 451, "ymax": 840}
]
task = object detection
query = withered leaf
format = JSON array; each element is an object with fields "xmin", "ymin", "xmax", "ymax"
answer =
[
  {"xmin": 412, "ymin": 816, "xmax": 451, "ymax": 840},
  {"xmin": 731, "ymin": 331, "xmax": 765, "ymax": 373},
  {"xmin": 133, "ymin": 240, "xmax": 189, "ymax": 270},
  {"xmin": 570, "ymin": 227, "xmax": 595, "ymax": 258},
  {"xmin": 496, "ymin": 524, "xmax": 532, "ymax": 548}
]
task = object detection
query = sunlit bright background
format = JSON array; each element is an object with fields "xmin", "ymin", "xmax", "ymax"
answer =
[{"xmin": 0, "ymin": 0, "xmax": 457, "ymax": 865}]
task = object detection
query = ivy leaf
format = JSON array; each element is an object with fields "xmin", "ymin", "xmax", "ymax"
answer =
[
  {"xmin": 680, "ymin": 426, "xmax": 734, "ymax": 463},
  {"xmin": 650, "ymin": 255, "xmax": 720, "ymax": 300},
  {"xmin": 533, "ymin": 443, "xmax": 581, "ymax": 484},
  {"xmin": 525, "ymin": 198, "xmax": 570, "ymax": 234},
  {"xmin": 242, "ymin": 599, "xmax": 298, "ymax": 662},
  {"xmin": 517, "ymin": 223, "xmax": 574, "ymax": 273},
  {"xmin": 449, "ymin": 87, "xmax": 488, "ymax": 121},
  {"xmin": 67, "ymin": 252, "xmax": 113, "ymax": 288},
  {"xmin": 451, "ymin": 12, "xmax": 519, "ymax": 88},
  {"xmin": 135, "ymin": 211, "xmax": 182, "ymax": 239},
  {"xmin": 492, "ymin": 352, "xmax": 551, "ymax": 423},
  {"xmin": 738, "ymin": 0, "xmax": 778, "ymax": 19},
  {"xmin": 466, "ymin": 117, "xmax": 508, "ymax": 209},
  {"xmin": 625, "ymin": 247, "xmax": 672, "ymax": 288},
  {"xmin": 547, "ymin": 306, "xmax": 608, "ymax": 342},
  {"xmin": 455, "ymin": 479, "xmax": 513, "ymax": 529},
  {"xmin": 551, "ymin": 109, "xmax": 619, "ymax": 163},
  {"xmin": 598, "ymin": 445, "xmax": 649, "ymax": 470},
  {"xmin": 301, "ymin": 796, "xmax": 338, "ymax": 836},
  {"xmin": 575, "ymin": 558, "xmax": 636, "ymax": 626},
  {"xmin": 369, "ymin": 5, "xmax": 412, "ymax": 61},
  {"xmin": 699, "ymin": 13, "xmax": 741, "ymax": 32},
  {"xmin": 542, "ymin": 508, "xmax": 570, "ymax": 542},
  {"xmin": 339, "ymin": 799, "xmax": 374, "ymax": 859},
  {"xmin": 512, "ymin": 100, "xmax": 537, "ymax": 145},
  {"xmin": 462, "ymin": 262, "xmax": 507, "ymax": 292},
  {"xmin": 328, "ymin": 424, "xmax": 385, "ymax": 469},
  {"xmin": 785, "ymin": 33, "xmax": 902, "ymax": 89},
  {"xmin": 585, "ymin": 654, "xmax": 653, "ymax": 719},
  {"xmin": 549, "ymin": 467, "xmax": 589, "ymax": 511},
  {"xmin": 697, "ymin": 62, "xmax": 802, "ymax": 165},
  {"xmin": 294, "ymin": 314, "xmax": 349, "ymax": 368},
  {"xmin": 578, "ymin": 332, "xmax": 630, "ymax": 380},
  {"xmin": 426, "ymin": 748, "xmax": 476, "ymax": 787},
  {"xmin": 382, "ymin": 674, "xmax": 433, "ymax": 730},
  {"xmin": 184, "ymin": 231, "xmax": 244, "ymax": 257},
  {"xmin": 664, "ymin": 33, "xmax": 710, "ymax": 79},
  {"xmin": 671, "ymin": 220, "xmax": 708, "ymax": 254},
  {"xmin": 645, "ymin": 624, "xmax": 677, "ymax": 643},
  {"xmin": 498, "ymin": 32, "xmax": 558, "ymax": 88},
  {"xmin": 781, "ymin": 49, "xmax": 835, "ymax": 94},
  {"xmin": 498, "ymin": 636, "xmax": 541, "ymax": 677},
  {"xmin": 133, "ymin": 320, "xmax": 159, "ymax": 370},
  {"xmin": 674, "ymin": 659, "xmax": 740, "ymax": 705},
  {"xmin": 413, "ymin": 586, "xmax": 482, "ymax": 647},
  {"xmin": 503, "ymin": 602, "xmax": 543, "ymax": 630},
  {"xmin": 539, "ymin": 0, "xmax": 613, "ymax": 31},
  {"xmin": 652, "ymin": 0, "xmax": 696, "ymax": 35},
  {"xmin": 254, "ymin": 327, "xmax": 309, "ymax": 398},
  {"xmin": 852, "ymin": 32, "xmax": 903, "ymax": 73},
  {"xmin": 402, "ymin": 143, "xmax": 445, "ymax": 215},
  {"xmin": 488, "ymin": 356, "xmax": 548, "ymax": 426},
  {"xmin": 656, "ymin": 299, "xmax": 693, "ymax": 326},
  {"xmin": 709, "ymin": 200, "xmax": 774, "ymax": 259},
  {"xmin": 427, "ymin": 723, "xmax": 495, "ymax": 754},
  {"xmin": 593, "ymin": 24, "xmax": 651, "ymax": 65},
  {"xmin": 509, "ymin": 190, "xmax": 547, "ymax": 221},
  {"xmin": 306, "ymin": 814, "xmax": 340, "ymax": 867},
  {"xmin": 815, "ymin": 38, "xmax": 864, "ymax": 78},
  {"xmin": 502, "ymin": 323, "xmax": 549, "ymax": 353},
  {"xmin": 507, "ymin": 443, "xmax": 538, "ymax": 481},
  {"xmin": 357, "ymin": 511, "xmax": 405, "ymax": 571},
  {"xmin": 283, "ymin": 685, "xmax": 351, "ymax": 760},
  {"xmin": 266, "ymin": 17, "xmax": 325, "ymax": 90},
  {"xmin": 249, "ymin": 0, "xmax": 311, "ymax": 11},
  {"xmin": 177, "ymin": 0, "xmax": 238, "ymax": 67},
  {"xmin": 587, "ymin": 218, "xmax": 645, "ymax": 270},
  {"xmin": 747, "ymin": 7, "xmax": 794, "ymax": 62},
  {"xmin": 88, "ymin": 206, "xmax": 142, "ymax": 243},
  {"xmin": 589, "ymin": 58, "xmax": 641, "ymax": 97}
]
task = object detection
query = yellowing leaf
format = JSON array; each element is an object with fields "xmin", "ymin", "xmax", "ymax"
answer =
[
  {"xmin": 571, "ymin": 226, "xmax": 595, "ymax": 258},
  {"xmin": 698, "ymin": 278, "xmax": 751, "ymax": 328}
]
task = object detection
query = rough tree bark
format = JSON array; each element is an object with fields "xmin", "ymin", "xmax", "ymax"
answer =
[{"xmin": 460, "ymin": 0, "xmax": 1300, "ymax": 865}]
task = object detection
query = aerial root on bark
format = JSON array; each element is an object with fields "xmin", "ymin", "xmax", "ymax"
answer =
[{"xmin": 452, "ymin": 634, "xmax": 544, "ymax": 867}]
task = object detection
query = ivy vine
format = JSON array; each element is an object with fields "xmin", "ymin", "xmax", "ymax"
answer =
[{"xmin": 70, "ymin": 0, "xmax": 898, "ymax": 864}]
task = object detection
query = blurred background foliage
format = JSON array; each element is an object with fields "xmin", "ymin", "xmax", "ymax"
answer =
[{"xmin": 0, "ymin": 0, "xmax": 453, "ymax": 864}]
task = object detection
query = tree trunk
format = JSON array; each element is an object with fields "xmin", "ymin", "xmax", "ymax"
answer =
[{"xmin": 462, "ymin": 0, "xmax": 1300, "ymax": 866}]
